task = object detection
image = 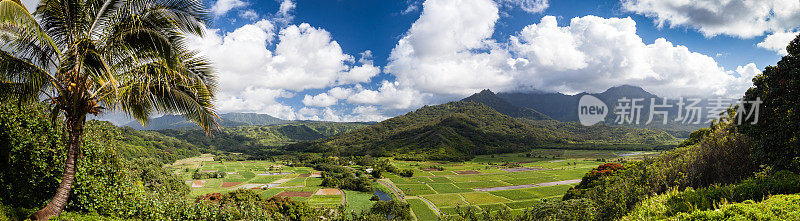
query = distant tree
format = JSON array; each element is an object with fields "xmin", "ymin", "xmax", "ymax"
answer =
[
  {"xmin": 0, "ymin": 0, "xmax": 217, "ymax": 219},
  {"xmin": 741, "ymin": 33, "xmax": 800, "ymax": 171},
  {"xmin": 399, "ymin": 169, "xmax": 414, "ymax": 177}
]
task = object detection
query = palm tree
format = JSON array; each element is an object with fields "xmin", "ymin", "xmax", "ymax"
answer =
[{"xmin": 0, "ymin": 0, "xmax": 218, "ymax": 219}]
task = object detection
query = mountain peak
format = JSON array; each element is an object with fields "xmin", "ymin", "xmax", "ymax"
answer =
[
  {"xmin": 461, "ymin": 89, "xmax": 551, "ymax": 120},
  {"xmin": 601, "ymin": 85, "xmax": 655, "ymax": 97}
]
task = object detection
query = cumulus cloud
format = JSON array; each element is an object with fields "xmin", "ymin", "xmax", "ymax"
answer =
[
  {"xmin": 385, "ymin": 0, "xmax": 757, "ymax": 99},
  {"xmin": 622, "ymin": 0, "xmax": 800, "ymax": 39},
  {"xmin": 346, "ymin": 106, "xmax": 389, "ymax": 122},
  {"xmin": 190, "ymin": 18, "xmax": 377, "ymax": 119},
  {"xmin": 499, "ymin": 0, "xmax": 549, "ymax": 13},
  {"xmin": 622, "ymin": 0, "xmax": 800, "ymax": 56},
  {"xmin": 758, "ymin": 31, "xmax": 800, "ymax": 56},
  {"xmin": 508, "ymin": 15, "xmax": 758, "ymax": 97},
  {"xmin": 385, "ymin": 0, "xmax": 514, "ymax": 96},
  {"xmin": 212, "ymin": 0, "xmax": 248, "ymax": 16},
  {"xmin": 240, "ymin": 9, "xmax": 259, "ymax": 20},
  {"xmin": 194, "ymin": 20, "xmax": 376, "ymax": 91},
  {"xmin": 295, "ymin": 106, "xmax": 388, "ymax": 122},
  {"xmin": 347, "ymin": 81, "xmax": 429, "ymax": 109},
  {"xmin": 302, "ymin": 93, "xmax": 339, "ymax": 107},
  {"xmin": 328, "ymin": 87, "xmax": 355, "ymax": 99},
  {"xmin": 215, "ymin": 87, "xmax": 297, "ymax": 120},
  {"xmin": 274, "ymin": 0, "xmax": 296, "ymax": 25}
]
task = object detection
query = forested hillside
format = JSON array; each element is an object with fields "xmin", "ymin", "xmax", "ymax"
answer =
[
  {"xmin": 158, "ymin": 122, "xmax": 370, "ymax": 155},
  {"xmin": 125, "ymin": 112, "xmax": 291, "ymax": 130},
  {"xmin": 287, "ymin": 101, "xmax": 678, "ymax": 161},
  {"xmin": 113, "ymin": 122, "xmax": 203, "ymax": 164},
  {"xmin": 461, "ymin": 89, "xmax": 551, "ymax": 120}
]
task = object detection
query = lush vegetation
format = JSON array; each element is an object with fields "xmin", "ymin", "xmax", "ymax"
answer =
[
  {"xmin": 740, "ymin": 34, "xmax": 800, "ymax": 172},
  {"xmin": 0, "ymin": 102, "xmax": 415, "ymax": 221},
  {"xmin": 125, "ymin": 112, "xmax": 291, "ymax": 130},
  {"xmin": 460, "ymin": 89, "xmax": 551, "ymax": 120},
  {"xmin": 159, "ymin": 122, "xmax": 368, "ymax": 156},
  {"xmin": 288, "ymin": 101, "xmax": 678, "ymax": 161}
]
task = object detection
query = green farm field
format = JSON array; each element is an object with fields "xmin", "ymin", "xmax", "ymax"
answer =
[
  {"xmin": 169, "ymin": 149, "xmax": 656, "ymax": 220},
  {"xmin": 382, "ymin": 149, "xmax": 657, "ymax": 220}
]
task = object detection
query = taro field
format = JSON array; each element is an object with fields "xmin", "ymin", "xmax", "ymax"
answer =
[
  {"xmin": 381, "ymin": 149, "xmax": 657, "ymax": 220},
  {"xmin": 167, "ymin": 157, "xmax": 383, "ymax": 211}
]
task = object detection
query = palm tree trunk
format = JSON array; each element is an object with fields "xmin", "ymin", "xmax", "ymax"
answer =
[{"xmin": 30, "ymin": 114, "xmax": 85, "ymax": 220}]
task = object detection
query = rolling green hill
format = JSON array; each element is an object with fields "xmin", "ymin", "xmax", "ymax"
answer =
[
  {"xmin": 286, "ymin": 101, "xmax": 679, "ymax": 161},
  {"xmin": 158, "ymin": 122, "xmax": 371, "ymax": 154},
  {"xmin": 124, "ymin": 112, "xmax": 291, "ymax": 130},
  {"xmin": 91, "ymin": 120, "xmax": 369, "ymax": 163}
]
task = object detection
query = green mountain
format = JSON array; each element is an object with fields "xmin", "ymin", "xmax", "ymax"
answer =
[
  {"xmin": 158, "ymin": 121, "xmax": 370, "ymax": 155},
  {"xmin": 286, "ymin": 101, "xmax": 678, "ymax": 161},
  {"xmin": 497, "ymin": 85, "xmax": 657, "ymax": 122},
  {"xmin": 85, "ymin": 121, "xmax": 202, "ymax": 164},
  {"xmin": 90, "ymin": 120, "xmax": 369, "ymax": 163},
  {"xmin": 461, "ymin": 89, "xmax": 551, "ymax": 120},
  {"xmin": 219, "ymin": 113, "xmax": 291, "ymax": 126},
  {"xmin": 124, "ymin": 112, "xmax": 290, "ymax": 130},
  {"xmin": 497, "ymin": 85, "xmax": 705, "ymax": 133}
]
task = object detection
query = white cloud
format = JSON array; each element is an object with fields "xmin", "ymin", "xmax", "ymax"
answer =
[
  {"xmin": 194, "ymin": 21, "xmax": 375, "ymax": 92},
  {"xmin": 294, "ymin": 106, "xmax": 388, "ymax": 122},
  {"xmin": 622, "ymin": 0, "xmax": 800, "ymax": 39},
  {"xmin": 190, "ymin": 18, "xmax": 377, "ymax": 119},
  {"xmin": 347, "ymin": 81, "xmax": 429, "ymax": 109},
  {"xmin": 215, "ymin": 87, "xmax": 297, "ymax": 120},
  {"xmin": 359, "ymin": 50, "xmax": 374, "ymax": 65},
  {"xmin": 275, "ymin": 0, "xmax": 296, "ymax": 25},
  {"xmin": 212, "ymin": 0, "xmax": 248, "ymax": 16},
  {"xmin": 302, "ymin": 93, "xmax": 339, "ymax": 107},
  {"xmin": 346, "ymin": 106, "xmax": 389, "ymax": 122},
  {"xmin": 184, "ymin": 0, "xmax": 765, "ymax": 122},
  {"xmin": 296, "ymin": 107, "xmax": 322, "ymax": 121},
  {"xmin": 240, "ymin": 9, "xmax": 259, "ymax": 20},
  {"xmin": 510, "ymin": 15, "xmax": 761, "ymax": 97},
  {"xmin": 758, "ymin": 31, "xmax": 800, "ymax": 56},
  {"xmin": 385, "ymin": 0, "xmax": 758, "ymax": 99},
  {"xmin": 327, "ymin": 87, "xmax": 355, "ymax": 99},
  {"xmin": 402, "ymin": 0, "xmax": 423, "ymax": 14},
  {"xmin": 499, "ymin": 0, "xmax": 549, "ymax": 13},
  {"xmin": 386, "ymin": 0, "xmax": 514, "ymax": 96}
]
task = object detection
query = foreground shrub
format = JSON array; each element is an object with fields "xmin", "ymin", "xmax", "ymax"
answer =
[
  {"xmin": 564, "ymin": 117, "xmax": 760, "ymax": 220},
  {"xmin": 675, "ymin": 194, "xmax": 800, "ymax": 220},
  {"xmin": 443, "ymin": 198, "xmax": 596, "ymax": 221},
  {"xmin": 623, "ymin": 170, "xmax": 800, "ymax": 220}
]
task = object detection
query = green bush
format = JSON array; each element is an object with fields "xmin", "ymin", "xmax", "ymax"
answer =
[
  {"xmin": 0, "ymin": 102, "xmax": 66, "ymax": 208},
  {"xmin": 368, "ymin": 200, "xmax": 412, "ymax": 221},
  {"xmin": 564, "ymin": 120, "xmax": 759, "ymax": 220},
  {"xmin": 624, "ymin": 170, "xmax": 800, "ymax": 220},
  {"xmin": 192, "ymin": 170, "xmax": 227, "ymax": 179},
  {"xmin": 740, "ymin": 33, "xmax": 800, "ymax": 171},
  {"xmin": 443, "ymin": 198, "xmax": 596, "ymax": 221},
  {"xmin": 675, "ymin": 194, "xmax": 800, "ymax": 220}
]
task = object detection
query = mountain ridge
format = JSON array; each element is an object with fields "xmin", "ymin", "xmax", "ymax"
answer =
[
  {"xmin": 286, "ymin": 101, "xmax": 679, "ymax": 161},
  {"xmin": 125, "ymin": 112, "xmax": 291, "ymax": 130},
  {"xmin": 461, "ymin": 89, "xmax": 551, "ymax": 120}
]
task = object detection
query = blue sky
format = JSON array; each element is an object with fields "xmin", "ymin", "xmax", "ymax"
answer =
[{"xmin": 66, "ymin": 0, "xmax": 798, "ymax": 124}]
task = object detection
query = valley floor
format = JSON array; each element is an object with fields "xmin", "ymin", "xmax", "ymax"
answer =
[{"xmin": 168, "ymin": 149, "xmax": 658, "ymax": 220}]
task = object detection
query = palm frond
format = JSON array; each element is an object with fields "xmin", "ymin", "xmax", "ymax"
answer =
[
  {"xmin": 0, "ymin": 0, "xmax": 61, "ymax": 68},
  {"xmin": 0, "ymin": 50, "xmax": 54, "ymax": 102}
]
